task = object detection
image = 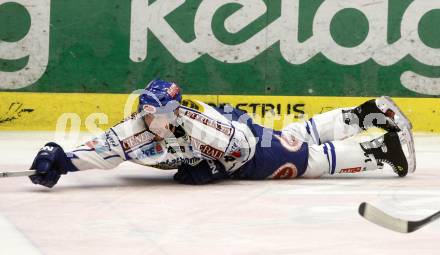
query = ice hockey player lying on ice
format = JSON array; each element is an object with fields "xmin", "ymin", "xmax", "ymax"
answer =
[{"xmin": 29, "ymin": 80, "xmax": 416, "ymax": 188}]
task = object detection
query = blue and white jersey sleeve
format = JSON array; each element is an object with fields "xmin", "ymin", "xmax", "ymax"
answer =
[
  {"xmin": 66, "ymin": 114, "xmax": 202, "ymax": 171},
  {"xmin": 66, "ymin": 115, "xmax": 161, "ymax": 171},
  {"xmin": 66, "ymin": 129, "xmax": 126, "ymax": 170}
]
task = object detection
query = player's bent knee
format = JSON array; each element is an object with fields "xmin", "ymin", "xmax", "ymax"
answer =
[{"xmin": 302, "ymin": 144, "xmax": 329, "ymax": 178}]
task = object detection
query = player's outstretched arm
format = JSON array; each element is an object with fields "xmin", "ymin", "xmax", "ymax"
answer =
[
  {"xmin": 29, "ymin": 129, "xmax": 126, "ymax": 188},
  {"xmin": 65, "ymin": 130, "xmax": 125, "ymax": 171}
]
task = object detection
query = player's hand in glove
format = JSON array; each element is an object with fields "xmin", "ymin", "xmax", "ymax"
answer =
[
  {"xmin": 29, "ymin": 142, "xmax": 77, "ymax": 188},
  {"xmin": 174, "ymin": 160, "xmax": 229, "ymax": 185}
]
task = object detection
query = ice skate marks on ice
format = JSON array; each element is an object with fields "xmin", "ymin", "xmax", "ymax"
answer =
[{"xmin": 0, "ymin": 213, "xmax": 43, "ymax": 255}]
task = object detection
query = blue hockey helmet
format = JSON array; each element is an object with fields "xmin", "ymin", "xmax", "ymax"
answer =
[{"xmin": 138, "ymin": 79, "xmax": 182, "ymax": 114}]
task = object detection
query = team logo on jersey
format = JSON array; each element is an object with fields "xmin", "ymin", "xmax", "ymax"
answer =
[
  {"xmin": 269, "ymin": 163, "xmax": 298, "ymax": 179},
  {"xmin": 135, "ymin": 142, "xmax": 164, "ymax": 160},
  {"xmin": 122, "ymin": 130, "xmax": 156, "ymax": 153},
  {"xmin": 224, "ymin": 138, "xmax": 242, "ymax": 162},
  {"xmin": 191, "ymin": 137, "xmax": 225, "ymax": 160},
  {"xmin": 182, "ymin": 109, "xmax": 233, "ymax": 136},
  {"xmin": 275, "ymin": 135, "xmax": 303, "ymax": 152},
  {"xmin": 230, "ymin": 150, "xmax": 241, "ymax": 158}
]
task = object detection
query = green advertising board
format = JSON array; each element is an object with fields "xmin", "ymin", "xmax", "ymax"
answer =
[{"xmin": 1, "ymin": 0, "xmax": 440, "ymax": 96}]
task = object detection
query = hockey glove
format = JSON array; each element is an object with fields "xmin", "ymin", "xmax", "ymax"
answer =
[
  {"xmin": 174, "ymin": 160, "xmax": 229, "ymax": 185},
  {"xmin": 29, "ymin": 142, "xmax": 77, "ymax": 188}
]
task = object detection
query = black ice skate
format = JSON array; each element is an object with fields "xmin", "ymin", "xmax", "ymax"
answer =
[
  {"xmin": 360, "ymin": 131, "xmax": 416, "ymax": 177},
  {"xmin": 344, "ymin": 96, "xmax": 412, "ymax": 132}
]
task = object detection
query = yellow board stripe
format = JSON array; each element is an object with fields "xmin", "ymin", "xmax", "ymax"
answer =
[{"xmin": 0, "ymin": 92, "xmax": 439, "ymax": 132}]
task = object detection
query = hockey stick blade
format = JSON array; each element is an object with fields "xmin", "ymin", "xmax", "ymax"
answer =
[
  {"xmin": 0, "ymin": 170, "xmax": 36, "ymax": 178},
  {"xmin": 359, "ymin": 202, "xmax": 440, "ymax": 233}
]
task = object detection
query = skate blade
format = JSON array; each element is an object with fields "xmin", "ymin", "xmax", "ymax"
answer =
[
  {"xmin": 398, "ymin": 127, "xmax": 417, "ymax": 173},
  {"xmin": 376, "ymin": 96, "xmax": 413, "ymax": 130}
]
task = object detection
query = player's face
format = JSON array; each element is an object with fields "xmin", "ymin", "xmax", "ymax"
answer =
[{"xmin": 144, "ymin": 113, "xmax": 175, "ymax": 139}]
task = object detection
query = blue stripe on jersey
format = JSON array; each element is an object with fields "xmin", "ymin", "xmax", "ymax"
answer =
[
  {"xmin": 323, "ymin": 144, "xmax": 331, "ymax": 174},
  {"xmin": 103, "ymin": 155, "xmax": 121, "ymax": 160},
  {"xmin": 310, "ymin": 118, "xmax": 321, "ymax": 145},
  {"xmin": 305, "ymin": 122, "xmax": 311, "ymax": 136},
  {"xmin": 72, "ymin": 148, "xmax": 95, "ymax": 153},
  {"xmin": 328, "ymin": 142, "xmax": 336, "ymax": 174}
]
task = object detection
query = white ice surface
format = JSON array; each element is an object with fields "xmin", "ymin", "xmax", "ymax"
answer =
[{"xmin": 0, "ymin": 131, "xmax": 439, "ymax": 255}]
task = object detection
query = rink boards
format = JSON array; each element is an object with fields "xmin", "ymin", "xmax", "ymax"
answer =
[{"xmin": 0, "ymin": 92, "xmax": 439, "ymax": 132}]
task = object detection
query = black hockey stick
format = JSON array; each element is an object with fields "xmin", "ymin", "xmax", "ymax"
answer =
[
  {"xmin": 359, "ymin": 202, "xmax": 440, "ymax": 233},
  {"xmin": 0, "ymin": 170, "xmax": 36, "ymax": 178}
]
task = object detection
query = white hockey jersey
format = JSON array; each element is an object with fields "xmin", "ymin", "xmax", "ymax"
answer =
[{"xmin": 67, "ymin": 101, "xmax": 257, "ymax": 174}]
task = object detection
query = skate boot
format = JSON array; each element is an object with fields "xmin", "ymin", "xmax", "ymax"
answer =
[
  {"xmin": 344, "ymin": 96, "xmax": 412, "ymax": 132},
  {"xmin": 360, "ymin": 131, "xmax": 416, "ymax": 177}
]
